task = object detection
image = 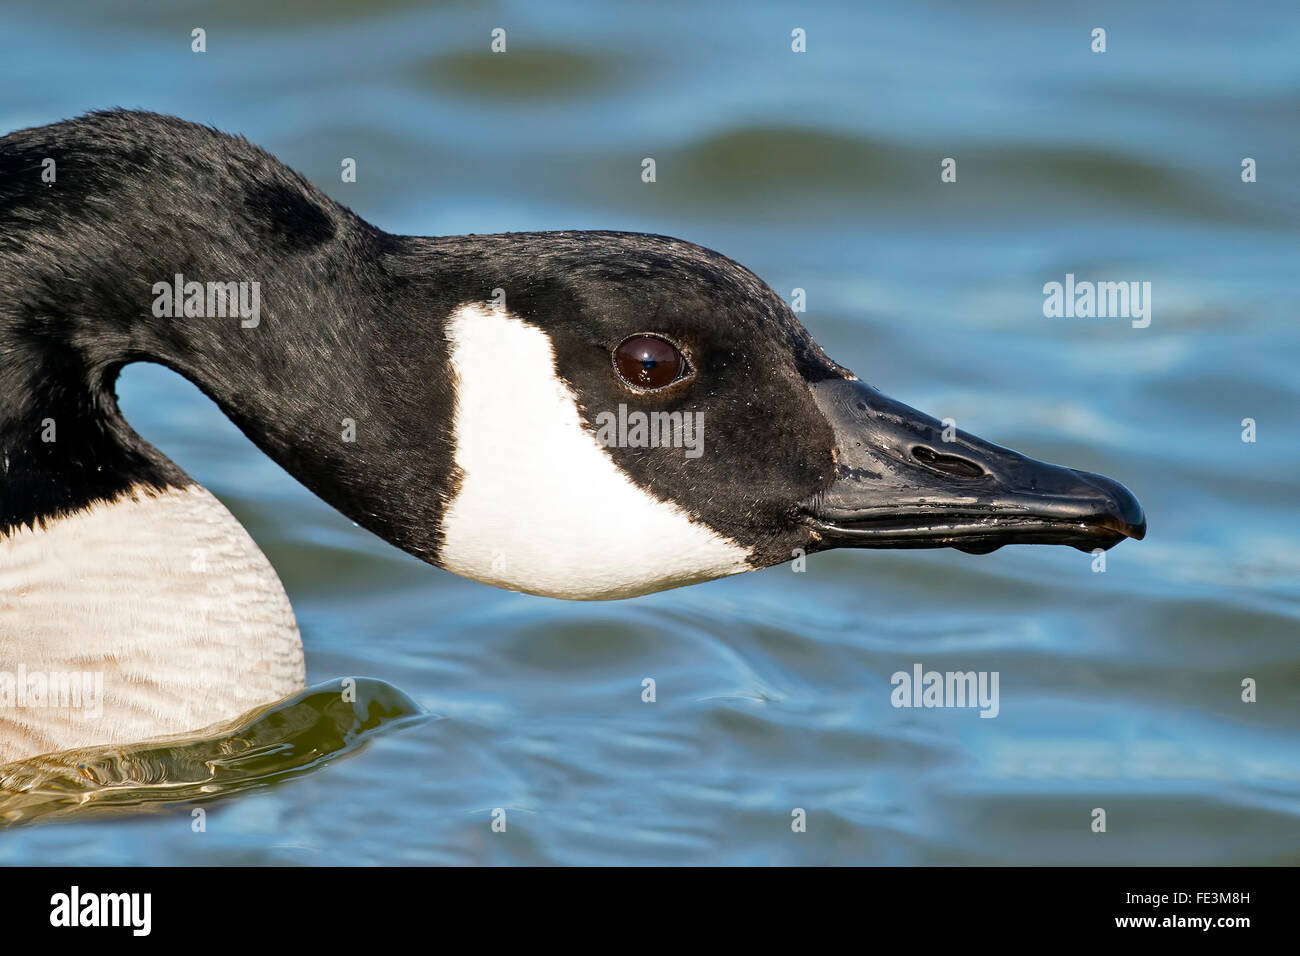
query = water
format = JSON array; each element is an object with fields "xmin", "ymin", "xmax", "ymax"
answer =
[
  {"xmin": 1, "ymin": 0, "xmax": 1298, "ymax": 863},
  {"xmin": 0, "ymin": 681, "xmax": 427, "ymax": 827}
]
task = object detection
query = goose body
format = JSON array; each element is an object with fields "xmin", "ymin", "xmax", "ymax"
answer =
[
  {"xmin": 0, "ymin": 486, "xmax": 302, "ymax": 759},
  {"xmin": 0, "ymin": 111, "xmax": 1145, "ymax": 766}
]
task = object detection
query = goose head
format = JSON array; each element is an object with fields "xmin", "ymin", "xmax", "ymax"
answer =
[{"xmin": 398, "ymin": 232, "xmax": 1145, "ymax": 599}]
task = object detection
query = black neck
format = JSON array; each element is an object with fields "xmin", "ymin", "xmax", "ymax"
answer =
[{"xmin": 0, "ymin": 110, "xmax": 457, "ymax": 554}]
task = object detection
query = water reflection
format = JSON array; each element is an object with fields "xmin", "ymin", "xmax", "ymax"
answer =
[{"xmin": 0, "ymin": 679, "xmax": 428, "ymax": 828}]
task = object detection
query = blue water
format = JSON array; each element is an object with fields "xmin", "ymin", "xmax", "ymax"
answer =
[{"xmin": 1, "ymin": 0, "xmax": 1298, "ymax": 863}]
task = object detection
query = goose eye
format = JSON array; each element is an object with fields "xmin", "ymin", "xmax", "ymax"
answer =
[{"xmin": 612, "ymin": 335, "xmax": 687, "ymax": 391}]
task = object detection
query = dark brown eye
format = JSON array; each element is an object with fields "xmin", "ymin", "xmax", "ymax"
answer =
[{"xmin": 612, "ymin": 334, "xmax": 687, "ymax": 391}]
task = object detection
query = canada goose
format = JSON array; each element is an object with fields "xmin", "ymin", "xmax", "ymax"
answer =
[{"xmin": 0, "ymin": 110, "xmax": 1144, "ymax": 765}]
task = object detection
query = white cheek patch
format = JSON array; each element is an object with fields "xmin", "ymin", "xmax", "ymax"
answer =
[{"xmin": 438, "ymin": 304, "xmax": 752, "ymax": 600}]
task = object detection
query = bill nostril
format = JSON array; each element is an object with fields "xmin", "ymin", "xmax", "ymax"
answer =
[{"xmin": 911, "ymin": 445, "xmax": 986, "ymax": 479}]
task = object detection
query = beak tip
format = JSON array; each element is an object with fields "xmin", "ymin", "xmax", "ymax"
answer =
[{"xmin": 1076, "ymin": 469, "xmax": 1146, "ymax": 542}]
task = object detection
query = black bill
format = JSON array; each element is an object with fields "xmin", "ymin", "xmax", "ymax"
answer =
[{"xmin": 801, "ymin": 378, "xmax": 1146, "ymax": 554}]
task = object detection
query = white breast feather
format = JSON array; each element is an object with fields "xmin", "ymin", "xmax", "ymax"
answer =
[{"xmin": 0, "ymin": 486, "xmax": 304, "ymax": 765}]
